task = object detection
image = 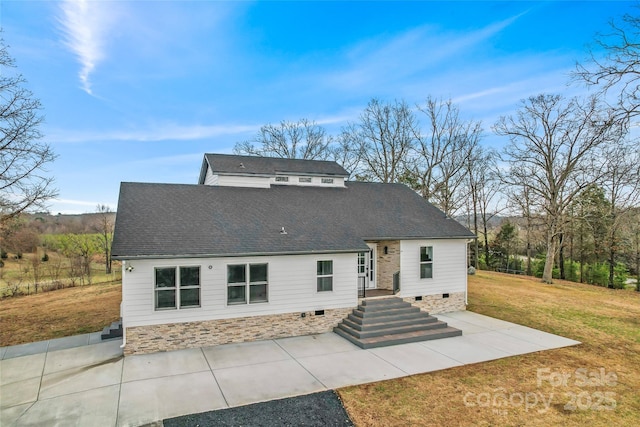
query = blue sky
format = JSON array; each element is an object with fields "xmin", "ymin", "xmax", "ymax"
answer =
[{"xmin": 1, "ymin": 1, "xmax": 635, "ymax": 214}]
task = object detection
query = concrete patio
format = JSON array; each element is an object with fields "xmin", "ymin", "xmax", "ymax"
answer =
[{"xmin": 0, "ymin": 311, "xmax": 580, "ymax": 427}]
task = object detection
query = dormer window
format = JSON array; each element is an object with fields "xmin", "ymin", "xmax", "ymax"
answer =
[{"xmin": 200, "ymin": 154, "xmax": 348, "ymax": 188}]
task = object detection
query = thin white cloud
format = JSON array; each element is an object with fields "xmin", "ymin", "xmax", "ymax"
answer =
[
  {"xmin": 453, "ymin": 87, "xmax": 509, "ymax": 104},
  {"xmin": 320, "ymin": 12, "xmax": 527, "ymax": 92},
  {"xmin": 58, "ymin": 0, "xmax": 118, "ymax": 95},
  {"xmin": 46, "ymin": 122, "xmax": 260, "ymax": 144}
]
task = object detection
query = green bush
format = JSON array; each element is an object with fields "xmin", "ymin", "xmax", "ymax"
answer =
[
  {"xmin": 613, "ymin": 263, "xmax": 628, "ymax": 289},
  {"xmin": 532, "ymin": 256, "xmax": 558, "ymax": 278},
  {"xmin": 583, "ymin": 262, "xmax": 609, "ymax": 286},
  {"xmin": 563, "ymin": 260, "xmax": 579, "ymax": 282},
  {"xmin": 505, "ymin": 257, "xmax": 524, "ymax": 272}
]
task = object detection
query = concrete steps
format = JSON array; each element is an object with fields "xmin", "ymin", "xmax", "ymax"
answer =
[
  {"xmin": 101, "ymin": 319, "xmax": 123, "ymax": 340},
  {"xmin": 334, "ymin": 297, "xmax": 461, "ymax": 349}
]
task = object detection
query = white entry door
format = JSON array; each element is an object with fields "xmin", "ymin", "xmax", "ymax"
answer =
[
  {"xmin": 357, "ymin": 244, "xmax": 377, "ymax": 290},
  {"xmin": 366, "ymin": 243, "xmax": 377, "ymax": 289}
]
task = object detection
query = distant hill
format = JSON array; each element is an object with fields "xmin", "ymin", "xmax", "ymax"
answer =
[
  {"xmin": 22, "ymin": 212, "xmax": 117, "ymax": 234},
  {"xmin": 454, "ymin": 214, "xmax": 505, "ymax": 230}
]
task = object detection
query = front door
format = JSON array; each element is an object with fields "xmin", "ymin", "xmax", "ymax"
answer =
[
  {"xmin": 357, "ymin": 243, "xmax": 377, "ymax": 289},
  {"xmin": 367, "ymin": 243, "xmax": 377, "ymax": 289}
]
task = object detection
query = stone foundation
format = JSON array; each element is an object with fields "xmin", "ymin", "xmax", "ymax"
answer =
[
  {"xmin": 403, "ymin": 291, "xmax": 466, "ymax": 314},
  {"xmin": 124, "ymin": 307, "xmax": 353, "ymax": 355}
]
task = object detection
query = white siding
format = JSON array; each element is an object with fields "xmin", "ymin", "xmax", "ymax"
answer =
[
  {"xmin": 399, "ymin": 239, "xmax": 467, "ymax": 297},
  {"xmin": 122, "ymin": 253, "xmax": 358, "ymax": 328},
  {"xmin": 203, "ymin": 168, "xmax": 345, "ymax": 188},
  {"xmin": 203, "ymin": 167, "xmax": 218, "ymax": 186},
  {"xmin": 217, "ymin": 175, "xmax": 271, "ymax": 188}
]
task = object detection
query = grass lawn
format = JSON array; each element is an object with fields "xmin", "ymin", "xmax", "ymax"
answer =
[
  {"xmin": 339, "ymin": 271, "xmax": 640, "ymax": 426},
  {"xmin": 0, "ymin": 282, "xmax": 121, "ymax": 346}
]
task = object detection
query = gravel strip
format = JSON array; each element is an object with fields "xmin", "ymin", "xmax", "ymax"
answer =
[{"xmin": 163, "ymin": 390, "xmax": 354, "ymax": 427}]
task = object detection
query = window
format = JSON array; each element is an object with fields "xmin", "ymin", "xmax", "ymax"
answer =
[
  {"xmin": 179, "ymin": 267, "xmax": 200, "ymax": 308},
  {"xmin": 249, "ymin": 264, "xmax": 268, "ymax": 303},
  {"xmin": 321, "ymin": 178, "xmax": 334, "ymax": 184},
  {"xmin": 227, "ymin": 264, "xmax": 268, "ymax": 304},
  {"xmin": 357, "ymin": 252, "xmax": 366, "ymax": 275},
  {"xmin": 275, "ymin": 176, "xmax": 289, "ymax": 182},
  {"xmin": 227, "ymin": 264, "xmax": 246, "ymax": 304},
  {"xmin": 317, "ymin": 260, "xmax": 333, "ymax": 292},
  {"xmin": 299, "ymin": 177, "xmax": 312, "ymax": 183},
  {"xmin": 155, "ymin": 266, "xmax": 200, "ymax": 310},
  {"xmin": 420, "ymin": 246, "xmax": 433, "ymax": 279}
]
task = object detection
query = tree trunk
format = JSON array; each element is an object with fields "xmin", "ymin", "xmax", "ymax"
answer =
[
  {"xmin": 542, "ymin": 231, "xmax": 557, "ymax": 284},
  {"xmin": 608, "ymin": 247, "xmax": 615, "ymax": 289},
  {"xmin": 473, "ymin": 206, "xmax": 479, "ymax": 269},
  {"xmin": 105, "ymin": 247, "xmax": 112, "ymax": 275},
  {"xmin": 637, "ymin": 232, "xmax": 639, "ymax": 292},
  {"xmin": 483, "ymin": 222, "xmax": 490, "ymax": 269},
  {"xmin": 559, "ymin": 233, "xmax": 565, "ymax": 280},
  {"xmin": 579, "ymin": 209, "xmax": 584, "ymax": 283}
]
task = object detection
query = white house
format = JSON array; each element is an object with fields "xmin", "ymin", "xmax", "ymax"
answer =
[{"xmin": 112, "ymin": 154, "xmax": 475, "ymax": 355}]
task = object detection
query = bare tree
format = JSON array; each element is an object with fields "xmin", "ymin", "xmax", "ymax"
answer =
[
  {"xmin": 598, "ymin": 139, "xmax": 640, "ymax": 287},
  {"xmin": 627, "ymin": 208, "xmax": 640, "ymax": 291},
  {"xmin": 406, "ymin": 97, "xmax": 482, "ymax": 216},
  {"xmin": 493, "ymin": 94, "xmax": 621, "ymax": 284},
  {"xmin": 465, "ymin": 146, "xmax": 498, "ymax": 268},
  {"xmin": 59, "ymin": 233, "xmax": 99, "ymax": 285},
  {"xmin": 234, "ymin": 119, "xmax": 332, "ymax": 160},
  {"xmin": 476, "ymin": 169, "xmax": 505, "ymax": 270},
  {"xmin": 571, "ymin": 184, "xmax": 610, "ymax": 281},
  {"xmin": 574, "ymin": 12, "xmax": 640, "ymax": 123},
  {"xmin": 349, "ymin": 99, "xmax": 416, "ymax": 183},
  {"xmin": 93, "ymin": 204, "xmax": 115, "ymax": 274},
  {"xmin": 30, "ymin": 254, "xmax": 42, "ymax": 294},
  {"xmin": 1, "ymin": 39, "xmax": 56, "ymax": 223},
  {"xmin": 330, "ymin": 124, "xmax": 364, "ymax": 178},
  {"xmin": 520, "ymin": 186, "xmax": 538, "ymax": 276}
]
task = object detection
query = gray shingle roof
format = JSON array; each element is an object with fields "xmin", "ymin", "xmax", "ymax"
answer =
[
  {"xmin": 112, "ymin": 181, "xmax": 475, "ymax": 259},
  {"xmin": 199, "ymin": 154, "xmax": 349, "ymax": 183}
]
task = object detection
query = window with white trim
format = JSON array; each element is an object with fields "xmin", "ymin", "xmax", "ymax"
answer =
[
  {"xmin": 317, "ymin": 260, "xmax": 333, "ymax": 292},
  {"xmin": 275, "ymin": 176, "xmax": 289, "ymax": 182},
  {"xmin": 299, "ymin": 177, "xmax": 312, "ymax": 183},
  {"xmin": 321, "ymin": 178, "xmax": 334, "ymax": 184},
  {"xmin": 227, "ymin": 264, "xmax": 268, "ymax": 304},
  {"xmin": 155, "ymin": 266, "xmax": 200, "ymax": 310},
  {"xmin": 420, "ymin": 246, "xmax": 433, "ymax": 279}
]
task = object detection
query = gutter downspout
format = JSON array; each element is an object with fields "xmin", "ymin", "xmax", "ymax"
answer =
[
  {"xmin": 120, "ymin": 261, "xmax": 126, "ymax": 349},
  {"xmin": 466, "ymin": 238, "xmax": 474, "ymax": 306}
]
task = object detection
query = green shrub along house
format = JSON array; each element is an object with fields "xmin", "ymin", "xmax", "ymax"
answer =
[{"xmin": 112, "ymin": 154, "xmax": 475, "ymax": 355}]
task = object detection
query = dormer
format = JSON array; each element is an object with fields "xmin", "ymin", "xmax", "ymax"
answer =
[{"xmin": 198, "ymin": 153, "xmax": 349, "ymax": 188}]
